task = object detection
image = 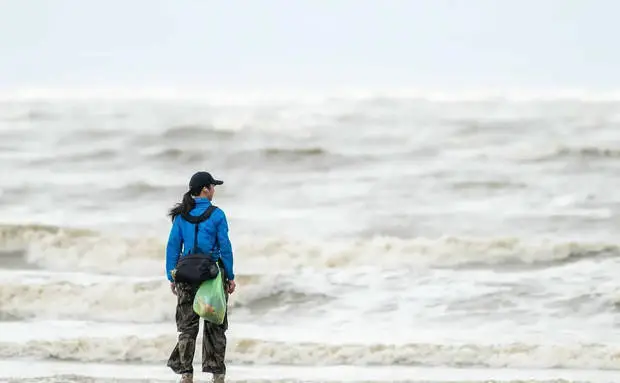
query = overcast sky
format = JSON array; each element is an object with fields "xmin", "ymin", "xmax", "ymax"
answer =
[{"xmin": 1, "ymin": 0, "xmax": 618, "ymax": 91}]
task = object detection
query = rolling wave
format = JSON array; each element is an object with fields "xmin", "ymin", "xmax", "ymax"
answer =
[
  {"xmin": 162, "ymin": 124, "xmax": 236, "ymax": 140},
  {"xmin": 27, "ymin": 149, "xmax": 118, "ymax": 165},
  {"xmin": 526, "ymin": 146, "xmax": 620, "ymax": 162},
  {"xmin": 262, "ymin": 147, "xmax": 327, "ymax": 157},
  {"xmin": 143, "ymin": 147, "xmax": 208, "ymax": 163},
  {"xmin": 557, "ymin": 146, "xmax": 620, "ymax": 159}
]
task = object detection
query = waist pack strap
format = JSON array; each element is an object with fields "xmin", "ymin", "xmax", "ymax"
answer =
[{"xmin": 181, "ymin": 205, "xmax": 218, "ymax": 254}]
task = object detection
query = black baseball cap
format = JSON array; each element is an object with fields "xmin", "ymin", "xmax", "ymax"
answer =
[{"xmin": 189, "ymin": 171, "xmax": 223, "ymax": 192}]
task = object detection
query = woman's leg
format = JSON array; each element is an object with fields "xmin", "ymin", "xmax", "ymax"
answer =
[
  {"xmin": 202, "ymin": 274, "xmax": 229, "ymax": 376},
  {"xmin": 202, "ymin": 308, "xmax": 228, "ymax": 375},
  {"xmin": 167, "ymin": 282, "xmax": 200, "ymax": 375}
]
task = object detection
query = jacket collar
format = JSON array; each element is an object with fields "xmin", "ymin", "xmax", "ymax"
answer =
[{"xmin": 193, "ymin": 197, "xmax": 212, "ymax": 206}]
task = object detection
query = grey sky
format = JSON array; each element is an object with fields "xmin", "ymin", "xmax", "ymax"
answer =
[{"xmin": 1, "ymin": 0, "xmax": 618, "ymax": 90}]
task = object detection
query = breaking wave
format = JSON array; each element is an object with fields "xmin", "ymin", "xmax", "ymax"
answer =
[
  {"xmin": 0, "ymin": 270, "xmax": 330, "ymax": 322},
  {"xmin": 1, "ymin": 335, "xmax": 620, "ymax": 370},
  {"xmin": 0, "ymin": 224, "xmax": 618, "ymax": 275}
]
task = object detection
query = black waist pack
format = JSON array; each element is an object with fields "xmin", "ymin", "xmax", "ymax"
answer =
[{"xmin": 173, "ymin": 205, "xmax": 220, "ymax": 285}]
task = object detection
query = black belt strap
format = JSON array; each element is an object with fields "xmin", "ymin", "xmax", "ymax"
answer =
[{"xmin": 181, "ymin": 205, "xmax": 218, "ymax": 254}]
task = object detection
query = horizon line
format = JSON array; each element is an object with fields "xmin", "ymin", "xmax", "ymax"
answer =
[{"xmin": 2, "ymin": 86, "xmax": 620, "ymax": 103}]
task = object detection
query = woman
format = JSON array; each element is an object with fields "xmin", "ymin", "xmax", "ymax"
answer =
[{"xmin": 165, "ymin": 171, "xmax": 236, "ymax": 383}]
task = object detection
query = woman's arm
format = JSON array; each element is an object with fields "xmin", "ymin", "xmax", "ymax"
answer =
[
  {"xmin": 165, "ymin": 216, "xmax": 183, "ymax": 282},
  {"xmin": 216, "ymin": 210, "xmax": 235, "ymax": 281}
]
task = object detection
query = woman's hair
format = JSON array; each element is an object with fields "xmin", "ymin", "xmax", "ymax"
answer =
[{"xmin": 168, "ymin": 190, "xmax": 198, "ymax": 221}]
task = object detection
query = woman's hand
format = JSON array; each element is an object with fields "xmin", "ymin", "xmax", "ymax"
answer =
[
  {"xmin": 227, "ymin": 280, "xmax": 236, "ymax": 294},
  {"xmin": 170, "ymin": 282, "xmax": 177, "ymax": 296}
]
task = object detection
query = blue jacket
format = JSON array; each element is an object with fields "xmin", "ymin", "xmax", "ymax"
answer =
[{"xmin": 165, "ymin": 198, "xmax": 234, "ymax": 282}]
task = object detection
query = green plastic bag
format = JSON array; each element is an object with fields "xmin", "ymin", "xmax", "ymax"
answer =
[{"xmin": 192, "ymin": 265, "xmax": 227, "ymax": 325}]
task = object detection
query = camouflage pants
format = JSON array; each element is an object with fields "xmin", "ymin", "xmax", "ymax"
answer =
[{"xmin": 167, "ymin": 280, "xmax": 228, "ymax": 375}]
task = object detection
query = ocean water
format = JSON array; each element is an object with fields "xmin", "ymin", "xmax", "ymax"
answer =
[{"xmin": 1, "ymin": 92, "xmax": 620, "ymax": 382}]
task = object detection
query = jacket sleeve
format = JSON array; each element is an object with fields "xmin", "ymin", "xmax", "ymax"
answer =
[
  {"xmin": 217, "ymin": 211, "xmax": 235, "ymax": 280},
  {"xmin": 165, "ymin": 216, "xmax": 183, "ymax": 282}
]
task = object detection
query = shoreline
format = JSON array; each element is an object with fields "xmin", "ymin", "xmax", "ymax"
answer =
[{"xmin": 2, "ymin": 360, "xmax": 620, "ymax": 383}]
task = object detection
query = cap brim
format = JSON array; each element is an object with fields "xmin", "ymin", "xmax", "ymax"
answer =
[{"xmin": 213, "ymin": 180, "xmax": 224, "ymax": 185}]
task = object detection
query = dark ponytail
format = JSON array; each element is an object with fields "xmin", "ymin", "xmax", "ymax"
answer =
[{"xmin": 168, "ymin": 191, "xmax": 196, "ymax": 221}]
